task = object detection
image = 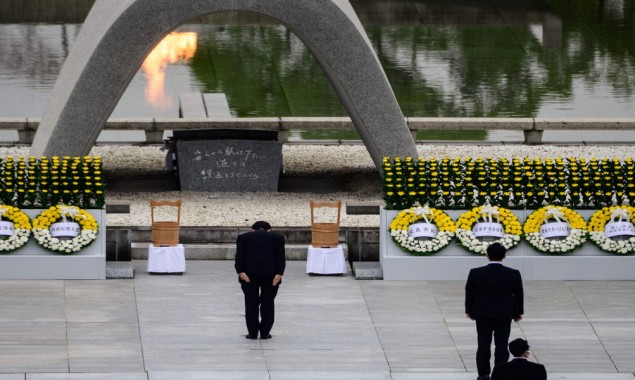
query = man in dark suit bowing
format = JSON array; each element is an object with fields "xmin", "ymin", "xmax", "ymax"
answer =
[
  {"xmin": 235, "ymin": 221, "xmax": 286, "ymax": 340},
  {"xmin": 491, "ymin": 338, "xmax": 547, "ymax": 380},
  {"xmin": 465, "ymin": 242, "xmax": 524, "ymax": 380}
]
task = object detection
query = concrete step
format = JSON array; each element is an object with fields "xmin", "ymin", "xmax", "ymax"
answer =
[
  {"xmin": 106, "ymin": 261, "xmax": 134, "ymax": 279},
  {"xmin": 131, "ymin": 243, "xmax": 348, "ymax": 260},
  {"xmin": 352, "ymin": 261, "xmax": 383, "ymax": 280}
]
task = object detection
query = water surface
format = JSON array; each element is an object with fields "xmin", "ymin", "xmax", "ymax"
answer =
[{"xmin": 0, "ymin": 0, "xmax": 633, "ymax": 136}]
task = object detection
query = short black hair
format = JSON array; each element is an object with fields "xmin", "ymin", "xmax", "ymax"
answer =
[
  {"xmin": 508, "ymin": 338, "xmax": 530, "ymax": 357},
  {"xmin": 486, "ymin": 242, "xmax": 506, "ymax": 261},
  {"xmin": 251, "ymin": 221, "xmax": 271, "ymax": 230}
]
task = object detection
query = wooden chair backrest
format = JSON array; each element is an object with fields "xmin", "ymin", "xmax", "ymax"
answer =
[
  {"xmin": 150, "ymin": 199, "xmax": 182, "ymax": 224},
  {"xmin": 309, "ymin": 200, "xmax": 341, "ymax": 226}
]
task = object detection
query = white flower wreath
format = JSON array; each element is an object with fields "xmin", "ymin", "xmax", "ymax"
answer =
[
  {"xmin": 32, "ymin": 205, "xmax": 99, "ymax": 254},
  {"xmin": 389, "ymin": 206, "xmax": 455, "ymax": 255},
  {"xmin": 523, "ymin": 206, "xmax": 587, "ymax": 255},
  {"xmin": 0, "ymin": 205, "xmax": 32, "ymax": 254},
  {"xmin": 454, "ymin": 205, "xmax": 522, "ymax": 255},
  {"xmin": 588, "ymin": 206, "xmax": 635, "ymax": 255}
]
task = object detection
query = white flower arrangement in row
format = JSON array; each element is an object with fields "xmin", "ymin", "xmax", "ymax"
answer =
[
  {"xmin": 389, "ymin": 206, "xmax": 455, "ymax": 255},
  {"xmin": 0, "ymin": 205, "xmax": 32, "ymax": 253},
  {"xmin": 453, "ymin": 205, "xmax": 523, "ymax": 255},
  {"xmin": 588, "ymin": 206, "xmax": 635, "ymax": 255},
  {"xmin": 390, "ymin": 204, "xmax": 635, "ymax": 256},
  {"xmin": 32, "ymin": 205, "xmax": 99, "ymax": 255},
  {"xmin": 523, "ymin": 206, "xmax": 587, "ymax": 255}
]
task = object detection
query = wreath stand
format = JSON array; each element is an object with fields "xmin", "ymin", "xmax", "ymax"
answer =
[{"xmin": 0, "ymin": 209, "xmax": 106, "ymax": 280}]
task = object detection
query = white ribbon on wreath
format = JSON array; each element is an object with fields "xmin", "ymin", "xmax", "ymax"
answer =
[
  {"xmin": 544, "ymin": 206, "xmax": 570, "ymax": 226},
  {"xmin": 480, "ymin": 204, "xmax": 500, "ymax": 223},
  {"xmin": 610, "ymin": 208, "xmax": 630, "ymax": 222},
  {"xmin": 59, "ymin": 205, "xmax": 84, "ymax": 223},
  {"xmin": 408, "ymin": 205, "xmax": 433, "ymax": 223}
]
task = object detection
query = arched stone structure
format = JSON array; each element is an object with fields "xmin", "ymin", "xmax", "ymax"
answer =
[{"xmin": 30, "ymin": 0, "xmax": 417, "ymax": 170}]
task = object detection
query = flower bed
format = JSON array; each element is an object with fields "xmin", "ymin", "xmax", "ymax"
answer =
[
  {"xmin": 382, "ymin": 156, "xmax": 635, "ymax": 210},
  {"xmin": 0, "ymin": 156, "xmax": 104, "ymax": 209}
]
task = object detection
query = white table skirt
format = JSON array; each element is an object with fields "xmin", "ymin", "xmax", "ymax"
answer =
[
  {"xmin": 147, "ymin": 244, "xmax": 186, "ymax": 273},
  {"xmin": 306, "ymin": 245, "xmax": 347, "ymax": 274}
]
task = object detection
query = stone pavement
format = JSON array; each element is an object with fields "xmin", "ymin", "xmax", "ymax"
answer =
[{"xmin": 0, "ymin": 261, "xmax": 633, "ymax": 380}]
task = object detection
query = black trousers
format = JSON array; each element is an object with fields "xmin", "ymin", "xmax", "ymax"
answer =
[
  {"xmin": 475, "ymin": 318, "xmax": 512, "ymax": 375},
  {"xmin": 240, "ymin": 274, "xmax": 280, "ymax": 337}
]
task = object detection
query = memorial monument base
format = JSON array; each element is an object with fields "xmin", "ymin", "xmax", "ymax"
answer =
[
  {"xmin": 380, "ymin": 208, "xmax": 635, "ymax": 281},
  {"xmin": 0, "ymin": 209, "xmax": 106, "ymax": 280}
]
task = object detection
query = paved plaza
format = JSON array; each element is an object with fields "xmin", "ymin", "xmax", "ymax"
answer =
[{"xmin": 0, "ymin": 260, "xmax": 633, "ymax": 379}]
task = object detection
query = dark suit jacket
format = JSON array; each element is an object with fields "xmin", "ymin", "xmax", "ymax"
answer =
[
  {"xmin": 235, "ymin": 230, "xmax": 286, "ymax": 277},
  {"xmin": 491, "ymin": 358, "xmax": 547, "ymax": 380},
  {"xmin": 465, "ymin": 262, "xmax": 523, "ymax": 319}
]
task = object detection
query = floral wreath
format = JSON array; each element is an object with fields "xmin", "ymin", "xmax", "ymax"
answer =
[
  {"xmin": 32, "ymin": 205, "xmax": 99, "ymax": 254},
  {"xmin": 0, "ymin": 205, "xmax": 32, "ymax": 254},
  {"xmin": 588, "ymin": 206, "xmax": 635, "ymax": 255},
  {"xmin": 389, "ymin": 206, "xmax": 455, "ymax": 255},
  {"xmin": 523, "ymin": 206, "xmax": 587, "ymax": 255},
  {"xmin": 455, "ymin": 205, "xmax": 522, "ymax": 255}
]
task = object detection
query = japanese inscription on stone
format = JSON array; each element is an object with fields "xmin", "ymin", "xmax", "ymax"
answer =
[{"xmin": 176, "ymin": 140, "xmax": 282, "ymax": 192}]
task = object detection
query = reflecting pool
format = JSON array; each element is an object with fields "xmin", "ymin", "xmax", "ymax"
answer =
[{"xmin": 0, "ymin": 0, "xmax": 633, "ymax": 123}]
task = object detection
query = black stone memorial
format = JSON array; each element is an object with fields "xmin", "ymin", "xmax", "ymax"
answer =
[{"xmin": 170, "ymin": 129, "xmax": 282, "ymax": 192}]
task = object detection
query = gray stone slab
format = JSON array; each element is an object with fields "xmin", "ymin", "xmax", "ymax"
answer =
[
  {"xmin": 179, "ymin": 93, "xmax": 207, "ymax": 118},
  {"xmin": 106, "ymin": 262, "xmax": 134, "ymax": 279},
  {"xmin": 392, "ymin": 373, "xmax": 475, "ymax": 380},
  {"xmin": 0, "ymin": 322, "xmax": 66, "ymax": 344},
  {"xmin": 149, "ymin": 372, "xmax": 268, "ymax": 380},
  {"xmin": 352, "ymin": 261, "xmax": 383, "ymax": 280},
  {"xmin": 262, "ymin": 349, "xmax": 390, "ymax": 371},
  {"xmin": 345, "ymin": 201, "xmax": 381, "ymax": 215},
  {"xmin": 0, "ymin": 345, "xmax": 69, "ymax": 373},
  {"xmin": 64, "ymin": 281, "xmax": 138, "ymax": 323},
  {"xmin": 271, "ymin": 371, "xmax": 391, "ymax": 380},
  {"xmin": 202, "ymin": 93, "xmax": 231, "ymax": 117},
  {"xmin": 176, "ymin": 139, "xmax": 282, "ymax": 192},
  {"xmin": 0, "ymin": 375, "xmax": 26, "ymax": 380},
  {"xmin": 27, "ymin": 374, "xmax": 148, "ymax": 380},
  {"xmin": 142, "ymin": 349, "xmax": 267, "ymax": 371},
  {"xmin": 104, "ymin": 201, "xmax": 130, "ymax": 214}
]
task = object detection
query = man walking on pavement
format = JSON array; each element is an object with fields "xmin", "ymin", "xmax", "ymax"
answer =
[{"xmin": 465, "ymin": 242, "xmax": 524, "ymax": 380}]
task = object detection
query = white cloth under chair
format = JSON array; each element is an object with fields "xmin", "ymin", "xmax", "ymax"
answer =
[
  {"xmin": 147, "ymin": 244, "xmax": 186, "ymax": 273},
  {"xmin": 306, "ymin": 245, "xmax": 347, "ymax": 274}
]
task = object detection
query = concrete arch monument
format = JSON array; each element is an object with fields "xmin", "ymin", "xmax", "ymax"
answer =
[{"xmin": 30, "ymin": 0, "xmax": 417, "ymax": 170}]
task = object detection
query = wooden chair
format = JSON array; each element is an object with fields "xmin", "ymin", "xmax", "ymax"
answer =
[
  {"xmin": 310, "ymin": 200, "xmax": 341, "ymax": 248},
  {"xmin": 150, "ymin": 199, "xmax": 182, "ymax": 247}
]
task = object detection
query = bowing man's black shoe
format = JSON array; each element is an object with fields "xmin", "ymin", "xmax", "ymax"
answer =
[
  {"xmin": 245, "ymin": 334, "xmax": 258, "ymax": 340},
  {"xmin": 261, "ymin": 334, "xmax": 272, "ymax": 339},
  {"xmin": 476, "ymin": 375, "xmax": 490, "ymax": 380}
]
